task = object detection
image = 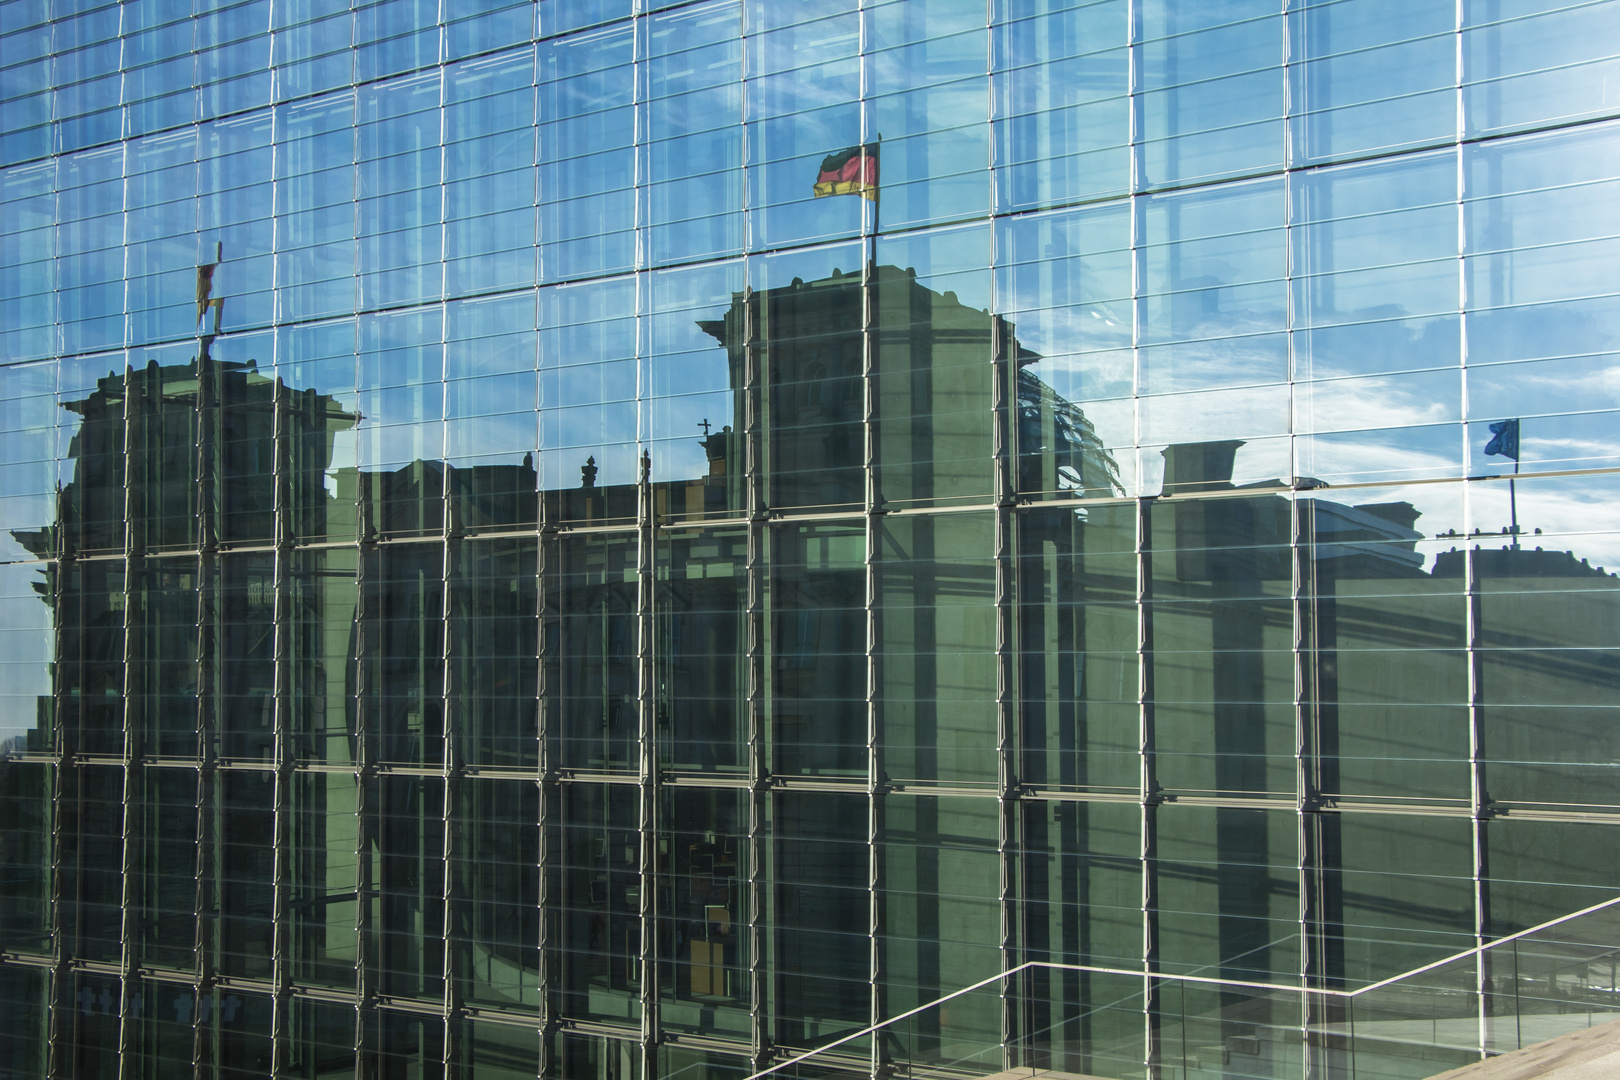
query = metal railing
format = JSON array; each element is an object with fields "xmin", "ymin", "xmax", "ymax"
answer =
[{"xmin": 748, "ymin": 895, "xmax": 1620, "ymax": 1080}]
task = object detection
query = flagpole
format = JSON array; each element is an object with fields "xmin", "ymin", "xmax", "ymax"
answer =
[
  {"xmin": 868, "ymin": 135, "xmax": 881, "ymax": 272},
  {"xmin": 1485, "ymin": 419, "xmax": 1522, "ymax": 549},
  {"xmin": 1510, "ymin": 456, "xmax": 1519, "ymax": 549}
]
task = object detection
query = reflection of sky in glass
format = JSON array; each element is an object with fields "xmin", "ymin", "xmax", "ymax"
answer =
[
  {"xmin": 0, "ymin": 563, "xmax": 53, "ymax": 748},
  {"xmin": 4, "ymin": 20, "xmax": 1620, "ymax": 559}
]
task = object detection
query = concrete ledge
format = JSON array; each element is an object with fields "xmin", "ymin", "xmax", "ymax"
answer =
[{"xmin": 1425, "ymin": 1016, "xmax": 1620, "ymax": 1080}]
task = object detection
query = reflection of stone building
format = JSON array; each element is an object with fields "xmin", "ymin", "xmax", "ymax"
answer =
[
  {"xmin": 697, "ymin": 264, "xmax": 1122, "ymax": 509},
  {"xmin": 5, "ymin": 267, "xmax": 1620, "ymax": 1080}
]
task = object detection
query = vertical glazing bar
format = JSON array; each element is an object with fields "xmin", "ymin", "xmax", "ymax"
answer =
[
  {"xmin": 442, "ymin": 481, "xmax": 461, "ymax": 1075},
  {"xmin": 437, "ymin": 86, "xmax": 462, "ymax": 1071},
  {"xmin": 117, "ymin": 354, "xmax": 144, "ymax": 1080},
  {"xmin": 992, "ymin": 316, "xmax": 1018, "ymax": 1071},
  {"xmin": 115, "ymin": 707, "xmax": 139, "ymax": 1080},
  {"xmin": 743, "ymin": 286, "xmax": 769, "ymax": 1070},
  {"xmin": 636, "ymin": 449, "xmax": 658, "ymax": 1080},
  {"xmin": 1465, "ymin": 539, "xmax": 1490, "ymax": 1058},
  {"xmin": 631, "ymin": 5, "xmax": 657, "ymax": 1067},
  {"xmin": 353, "ymin": 480, "xmax": 375, "ymax": 1080},
  {"xmin": 856, "ymin": 6, "xmax": 886, "ymax": 1072},
  {"xmin": 862, "ymin": 237, "xmax": 889, "ymax": 1074},
  {"xmin": 46, "ymin": 419, "xmax": 71, "ymax": 1079},
  {"xmin": 982, "ymin": 0, "xmax": 1018, "ymax": 1058},
  {"xmin": 1293, "ymin": 494, "xmax": 1322, "ymax": 1080},
  {"xmin": 1126, "ymin": 0, "xmax": 1157, "ymax": 1061},
  {"xmin": 864, "ymin": 460, "xmax": 885, "ymax": 1080},
  {"xmin": 116, "ymin": 381, "xmax": 140, "ymax": 1080},
  {"xmin": 1281, "ymin": 6, "xmax": 1321, "ymax": 1068},
  {"xmin": 193, "ymin": 363, "xmax": 217, "ymax": 1079},
  {"xmin": 47, "ymin": 750, "xmax": 72, "ymax": 1080},
  {"xmin": 270, "ymin": 381, "xmax": 294, "ymax": 1078},
  {"xmin": 194, "ymin": 298, "xmax": 224, "ymax": 1080},
  {"xmin": 537, "ymin": 511, "xmax": 555, "ymax": 1070},
  {"xmin": 1454, "ymin": 0, "xmax": 1490, "ymax": 1055},
  {"xmin": 1137, "ymin": 496, "xmax": 1160, "ymax": 1080}
]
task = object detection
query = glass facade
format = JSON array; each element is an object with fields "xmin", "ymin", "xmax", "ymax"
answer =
[{"xmin": 2, "ymin": 1, "xmax": 1620, "ymax": 1078}]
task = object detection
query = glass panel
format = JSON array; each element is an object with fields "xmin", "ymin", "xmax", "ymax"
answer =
[
  {"xmin": 657, "ymin": 527, "xmax": 747, "ymax": 773},
  {"xmin": 555, "ymin": 780, "xmax": 642, "ymax": 1023},
  {"xmin": 275, "ymin": 91, "xmax": 356, "ymax": 322},
  {"xmin": 444, "ymin": 292, "xmax": 540, "ymax": 521},
  {"xmin": 132, "ymin": 356, "xmax": 205, "ymax": 553},
  {"xmin": 360, "ymin": 544, "xmax": 445, "ymax": 767},
  {"xmin": 656, "ymin": 1046, "xmax": 751, "ymax": 1080},
  {"xmin": 219, "ymin": 768, "xmax": 276, "ymax": 980},
  {"xmin": 1014, "ymin": 798, "xmax": 1144, "ymax": 1074},
  {"xmin": 657, "ymin": 786, "xmax": 749, "ymax": 1035},
  {"xmin": 128, "ymin": 977, "xmax": 205, "ymax": 1072},
  {"xmin": 1466, "ymin": 474, "xmax": 1620, "ymax": 810},
  {"xmin": 993, "ymin": 0, "xmax": 1130, "ymax": 212},
  {"xmin": 365, "ymin": 1010, "xmax": 445, "ymax": 1080},
  {"xmin": 538, "ymin": 277, "xmax": 638, "ymax": 523},
  {"xmin": 0, "ymin": 968, "xmax": 47, "ymax": 1077},
  {"xmin": 996, "ymin": 201, "xmax": 1133, "ymax": 498},
  {"xmin": 1155, "ymin": 803, "xmax": 1299, "ymax": 983},
  {"xmin": 219, "ymin": 553, "xmax": 276, "ymax": 763},
  {"xmin": 57, "ymin": 356, "xmax": 128, "ymax": 557},
  {"xmin": 539, "ymin": 24, "xmax": 635, "ymax": 282},
  {"xmin": 371, "ymin": 774, "xmax": 446, "ymax": 1000},
  {"xmin": 771, "ymin": 521, "xmax": 866, "ymax": 776},
  {"xmin": 1140, "ymin": 1, "xmax": 1284, "ymax": 187},
  {"xmin": 291, "ymin": 770, "xmax": 360, "ymax": 989},
  {"xmin": 1151, "ymin": 492, "xmax": 1296, "ymax": 797},
  {"xmin": 1017, "ymin": 501, "xmax": 1139, "ymax": 793},
  {"xmin": 66, "ymin": 971, "xmax": 123, "ymax": 1079},
  {"xmin": 135, "ymin": 559, "xmax": 200, "ymax": 759},
  {"xmin": 1304, "ymin": 485, "xmax": 1469, "ymax": 805},
  {"xmin": 1140, "ymin": 180, "xmax": 1288, "ymax": 459},
  {"xmin": 138, "ymin": 767, "xmax": 198, "ymax": 968},
  {"xmin": 288, "ymin": 999, "xmax": 360, "ymax": 1079},
  {"xmin": 1464, "ymin": 2, "xmax": 1620, "ymax": 137},
  {"xmin": 0, "ymin": 759, "xmax": 51, "ymax": 952},
  {"xmin": 874, "ymin": 224, "xmax": 994, "ymax": 508},
  {"xmin": 881, "ymin": 794, "xmax": 1000, "ymax": 1055},
  {"xmin": 444, "ymin": 49, "xmax": 537, "ymax": 293},
  {"xmin": 743, "ymin": 6, "xmax": 863, "ymax": 250},
  {"xmin": 454, "ymin": 538, "xmax": 538, "ymax": 768},
  {"xmin": 58, "ymin": 560, "xmax": 125, "ymax": 756},
  {"xmin": 1291, "ymin": 0, "xmax": 1455, "ymax": 165},
  {"xmin": 467, "ymin": 1018, "xmax": 542, "ymax": 1080},
  {"xmin": 770, "ymin": 789, "xmax": 869, "ymax": 1045},
  {"xmin": 279, "ymin": 319, "xmax": 362, "ymax": 544},
  {"xmin": 646, "ymin": 1, "xmax": 744, "ymax": 265},
  {"xmin": 457, "ymin": 778, "xmax": 540, "ymax": 1010},
  {"xmin": 863, "ymin": 7, "xmax": 989, "ymax": 230},
  {"xmin": 289, "ymin": 547, "xmax": 359, "ymax": 765},
  {"xmin": 1320, "ymin": 814, "xmax": 1474, "ymax": 986},
  {"xmin": 881, "ymin": 511, "xmax": 997, "ymax": 786},
  {"xmin": 548, "ymin": 1030, "xmax": 640, "ymax": 1080},
  {"xmin": 0, "ymin": 561, "xmax": 56, "ymax": 755},
  {"xmin": 554, "ymin": 532, "xmax": 638, "ymax": 773},
  {"xmin": 0, "ymin": 359, "xmax": 62, "ymax": 559},
  {"xmin": 644, "ymin": 259, "xmax": 745, "ymax": 521},
  {"xmin": 61, "ymin": 764, "xmax": 123, "ymax": 964},
  {"xmin": 1158, "ymin": 982, "xmax": 1305, "ymax": 1080},
  {"xmin": 752, "ymin": 242, "xmax": 868, "ymax": 512}
]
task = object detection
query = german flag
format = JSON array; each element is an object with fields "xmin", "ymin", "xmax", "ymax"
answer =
[{"xmin": 813, "ymin": 143, "xmax": 879, "ymax": 201}]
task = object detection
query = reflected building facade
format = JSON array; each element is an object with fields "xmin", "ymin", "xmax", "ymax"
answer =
[{"xmin": 4, "ymin": 3, "xmax": 1620, "ymax": 1080}]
